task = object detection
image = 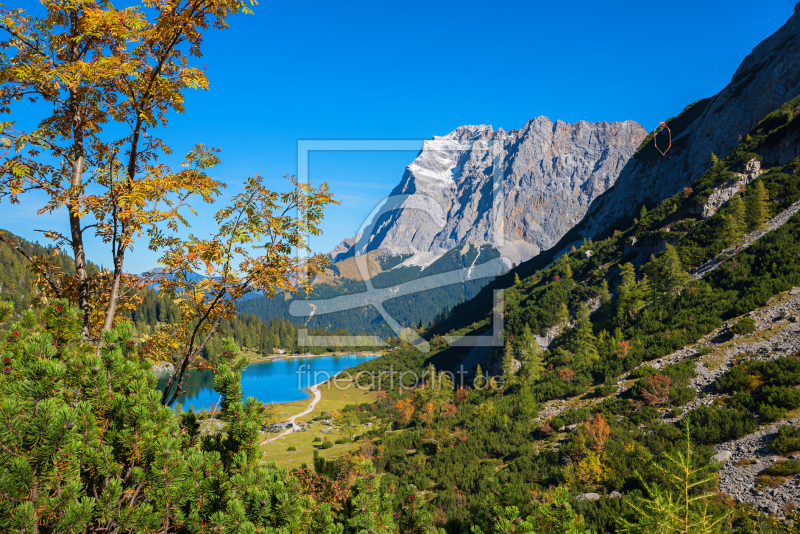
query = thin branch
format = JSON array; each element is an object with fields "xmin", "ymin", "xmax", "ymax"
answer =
[{"xmin": 0, "ymin": 234, "xmax": 63, "ymax": 298}]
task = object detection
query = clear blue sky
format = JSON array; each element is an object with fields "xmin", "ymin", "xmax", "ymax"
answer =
[{"xmin": 2, "ymin": 0, "xmax": 797, "ymax": 272}]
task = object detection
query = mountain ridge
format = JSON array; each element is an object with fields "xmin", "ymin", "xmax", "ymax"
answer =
[{"xmin": 329, "ymin": 117, "xmax": 646, "ymax": 267}]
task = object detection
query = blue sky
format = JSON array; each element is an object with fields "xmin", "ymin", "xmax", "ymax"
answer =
[{"xmin": 1, "ymin": 0, "xmax": 797, "ymax": 272}]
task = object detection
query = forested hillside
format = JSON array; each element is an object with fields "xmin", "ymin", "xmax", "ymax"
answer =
[
  {"xmin": 336, "ymin": 93, "xmax": 800, "ymax": 531},
  {"xmin": 0, "ymin": 231, "xmax": 100, "ymax": 313},
  {"xmin": 126, "ymin": 287, "xmax": 366, "ymax": 359},
  {"xmin": 0, "ymin": 235, "xmax": 374, "ymax": 359},
  {"xmin": 238, "ymin": 243, "xmax": 501, "ymax": 336}
]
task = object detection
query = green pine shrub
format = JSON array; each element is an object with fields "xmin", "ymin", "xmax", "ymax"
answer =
[
  {"xmin": 773, "ymin": 425, "xmax": 800, "ymax": 454},
  {"xmin": 765, "ymin": 459, "xmax": 800, "ymax": 476},
  {"xmin": 731, "ymin": 317, "xmax": 756, "ymax": 335},
  {"xmin": 0, "ymin": 300, "xmax": 405, "ymax": 533}
]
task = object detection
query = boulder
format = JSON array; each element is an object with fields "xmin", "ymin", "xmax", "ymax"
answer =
[
  {"xmin": 576, "ymin": 493, "xmax": 601, "ymax": 502},
  {"xmin": 712, "ymin": 450, "xmax": 733, "ymax": 463}
]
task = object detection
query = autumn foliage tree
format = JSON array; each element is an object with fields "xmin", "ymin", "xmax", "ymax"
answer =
[
  {"xmin": 641, "ymin": 373, "xmax": 672, "ymax": 406},
  {"xmin": 0, "ymin": 2, "xmax": 337, "ymax": 408},
  {"xmin": 0, "ymin": 0, "xmax": 258, "ymax": 340}
]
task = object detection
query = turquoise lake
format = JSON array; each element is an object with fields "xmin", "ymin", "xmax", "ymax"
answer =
[{"xmin": 155, "ymin": 354, "xmax": 376, "ymax": 411}]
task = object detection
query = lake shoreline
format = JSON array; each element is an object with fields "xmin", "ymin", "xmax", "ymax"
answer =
[
  {"xmin": 154, "ymin": 353, "xmax": 379, "ymax": 412},
  {"xmin": 246, "ymin": 350, "xmax": 383, "ymax": 364}
]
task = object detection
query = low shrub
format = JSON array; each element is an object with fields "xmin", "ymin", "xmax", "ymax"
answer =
[
  {"xmin": 312, "ymin": 437, "xmax": 322, "ymax": 442},
  {"xmin": 731, "ymin": 317, "xmax": 756, "ymax": 335},
  {"xmin": 759, "ymin": 403, "xmax": 787, "ymax": 423},
  {"xmin": 772, "ymin": 425, "xmax": 800, "ymax": 454},
  {"xmin": 321, "ymin": 441, "xmax": 334, "ymax": 449},
  {"xmin": 595, "ymin": 384, "xmax": 617, "ymax": 397},
  {"xmin": 630, "ymin": 366, "xmax": 658, "ymax": 380},
  {"xmin": 630, "ymin": 406, "xmax": 660, "ymax": 425},
  {"xmin": 688, "ymin": 406, "xmax": 758, "ymax": 444},
  {"xmin": 670, "ymin": 386, "xmax": 697, "ymax": 406},
  {"xmin": 287, "ymin": 446, "xmax": 296, "ymax": 451},
  {"xmin": 695, "ymin": 345, "xmax": 714, "ymax": 356},
  {"xmin": 765, "ymin": 459, "xmax": 800, "ymax": 476}
]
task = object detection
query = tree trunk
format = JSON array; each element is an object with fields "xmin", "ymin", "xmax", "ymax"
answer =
[{"xmin": 67, "ymin": 9, "xmax": 91, "ymax": 341}]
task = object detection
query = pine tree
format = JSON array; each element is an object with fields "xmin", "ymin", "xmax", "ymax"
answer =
[
  {"xmin": 598, "ymin": 279, "xmax": 611, "ymax": 305},
  {"xmin": 0, "ymin": 299, "xmax": 379, "ymax": 533},
  {"xmin": 514, "ymin": 272, "xmax": 521, "ymax": 285},
  {"xmin": 748, "ymin": 180, "xmax": 771, "ymax": 231},
  {"xmin": 570, "ymin": 303, "xmax": 598, "ymax": 365},
  {"xmin": 556, "ymin": 302, "xmax": 570, "ymax": 327},
  {"xmin": 474, "ymin": 364, "xmax": 486, "ymax": 389}
]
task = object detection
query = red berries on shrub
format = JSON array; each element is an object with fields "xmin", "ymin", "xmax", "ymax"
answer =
[
  {"xmin": 11, "ymin": 330, "xmax": 20, "ymax": 337},
  {"xmin": 55, "ymin": 305, "xmax": 63, "ymax": 313},
  {"xmin": 3, "ymin": 356, "xmax": 10, "ymax": 364},
  {"xmin": 2, "ymin": 366, "xmax": 10, "ymax": 375}
]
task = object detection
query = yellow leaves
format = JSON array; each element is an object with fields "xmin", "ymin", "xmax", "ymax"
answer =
[
  {"xmin": 394, "ymin": 398, "xmax": 415, "ymax": 424},
  {"xmin": 574, "ymin": 452, "xmax": 608, "ymax": 486}
]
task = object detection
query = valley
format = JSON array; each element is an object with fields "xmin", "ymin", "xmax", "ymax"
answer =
[{"xmin": 3, "ymin": 2, "xmax": 800, "ymax": 533}]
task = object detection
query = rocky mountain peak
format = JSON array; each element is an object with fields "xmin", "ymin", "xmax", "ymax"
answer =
[{"xmin": 330, "ymin": 117, "xmax": 646, "ymax": 266}]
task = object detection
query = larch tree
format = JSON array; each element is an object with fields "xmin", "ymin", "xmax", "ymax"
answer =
[
  {"xmin": 748, "ymin": 180, "xmax": 771, "ymax": 231},
  {"xmin": 555, "ymin": 301, "xmax": 570, "ymax": 327},
  {"xmin": 615, "ymin": 261, "xmax": 649, "ymax": 327},
  {"xmin": 644, "ymin": 245, "xmax": 691, "ymax": 300},
  {"xmin": 569, "ymin": 303, "xmax": 598, "ymax": 366},
  {"xmin": 502, "ymin": 342, "xmax": 517, "ymax": 382},
  {"xmin": 517, "ymin": 323, "xmax": 544, "ymax": 381},
  {"xmin": 730, "ymin": 196, "xmax": 747, "ymax": 240},
  {"xmin": 598, "ymin": 279, "xmax": 611, "ymax": 305},
  {"xmin": 474, "ymin": 363, "xmax": 486, "ymax": 389}
]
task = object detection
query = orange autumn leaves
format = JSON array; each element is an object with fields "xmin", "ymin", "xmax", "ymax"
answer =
[
  {"xmin": 392, "ymin": 366, "xmax": 457, "ymax": 425},
  {"xmin": 572, "ymin": 414, "xmax": 612, "ymax": 487}
]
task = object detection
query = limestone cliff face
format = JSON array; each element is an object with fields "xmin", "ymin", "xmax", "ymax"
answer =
[
  {"xmin": 580, "ymin": 3, "xmax": 800, "ymax": 238},
  {"xmin": 330, "ymin": 118, "xmax": 646, "ymax": 266}
]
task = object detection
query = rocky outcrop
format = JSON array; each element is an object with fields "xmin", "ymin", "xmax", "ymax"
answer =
[
  {"xmin": 579, "ymin": 4, "xmax": 800, "ymax": 239},
  {"xmin": 331, "ymin": 118, "xmax": 646, "ymax": 267},
  {"xmin": 702, "ymin": 159, "xmax": 763, "ymax": 219}
]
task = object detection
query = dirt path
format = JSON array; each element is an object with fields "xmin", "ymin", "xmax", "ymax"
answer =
[{"xmin": 260, "ymin": 383, "xmax": 322, "ymax": 445}]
